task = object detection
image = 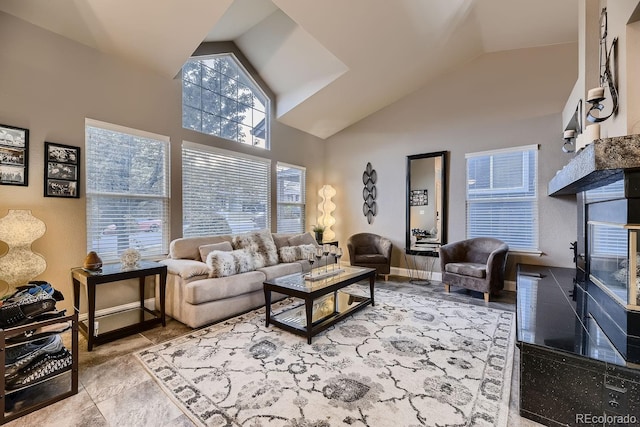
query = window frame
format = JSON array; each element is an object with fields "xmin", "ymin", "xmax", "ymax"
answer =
[
  {"xmin": 181, "ymin": 141, "xmax": 271, "ymax": 237},
  {"xmin": 182, "ymin": 53, "xmax": 271, "ymax": 149},
  {"xmin": 465, "ymin": 144, "xmax": 539, "ymax": 253},
  {"xmin": 85, "ymin": 118, "xmax": 171, "ymax": 262},
  {"xmin": 276, "ymin": 162, "xmax": 306, "ymax": 234}
]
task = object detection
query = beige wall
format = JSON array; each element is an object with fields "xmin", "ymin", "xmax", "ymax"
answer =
[
  {"xmin": 0, "ymin": 12, "xmax": 326, "ymax": 312},
  {"xmin": 325, "ymin": 43, "xmax": 580, "ymax": 279}
]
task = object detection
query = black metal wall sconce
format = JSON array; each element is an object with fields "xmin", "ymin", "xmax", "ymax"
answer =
[{"xmin": 586, "ymin": 7, "xmax": 619, "ymax": 124}]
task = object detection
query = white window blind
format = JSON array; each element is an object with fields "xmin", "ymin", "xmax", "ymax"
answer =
[
  {"xmin": 465, "ymin": 144, "xmax": 538, "ymax": 251},
  {"xmin": 182, "ymin": 141, "xmax": 270, "ymax": 237},
  {"xmin": 85, "ymin": 119, "xmax": 170, "ymax": 262},
  {"xmin": 276, "ymin": 162, "xmax": 306, "ymax": 233}
]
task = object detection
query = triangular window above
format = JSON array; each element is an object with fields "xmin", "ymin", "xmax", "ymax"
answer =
[{"xmin": 182, "ymin": 53, "xmax": 270, "ymax": 149}]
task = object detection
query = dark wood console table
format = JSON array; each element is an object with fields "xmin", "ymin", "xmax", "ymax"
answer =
[
  {"xmin": 71, "ymin": 261, "xmax": 166, "ymax": 351},
  {"xmin": 516, "ymin": 264, "xmax": 640, "ymax": 426}
]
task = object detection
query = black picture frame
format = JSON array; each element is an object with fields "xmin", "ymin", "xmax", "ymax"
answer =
[
  {"xmin": 44, "ymin": 142, "xmax": 80, "ymax": 198},
  {"xmin": 410, "ymin": 189, "xmax": 428, "ymax": 206},
  {"xmin": 0, "ymin": 123, "xmax": 29, "ymax": 186}
]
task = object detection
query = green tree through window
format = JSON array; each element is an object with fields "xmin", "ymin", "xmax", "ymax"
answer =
[{"xmin": 182, "ymin": 54, "xmax": 269, "ymax": 148}]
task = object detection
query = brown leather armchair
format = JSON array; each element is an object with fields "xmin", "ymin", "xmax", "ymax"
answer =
[
  {"xmin": 439, "ymin": 237, "xmax": 508, "ymax": 302},
  {"xmin": 347, "ymin": 233, "xmax": 392, "ymax": 280}
]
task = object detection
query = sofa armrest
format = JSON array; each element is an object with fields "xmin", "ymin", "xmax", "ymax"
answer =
[{"xmin": 159, "ymin": 258, "xmax": 210, "ymax": 280}]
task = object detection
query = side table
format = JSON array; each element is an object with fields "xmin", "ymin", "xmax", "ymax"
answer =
[
  {"xmin": 71, "ymin": 261, "xmax": 167, "ymax": 351},
  {"xmin": 404, "ymin": 247, "xmax": 438, "ymax": 285}
]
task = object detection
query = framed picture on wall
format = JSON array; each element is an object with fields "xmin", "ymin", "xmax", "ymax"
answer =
[
  {"xmin": 44, "ymin": 142, "xmax": 80, "ymax": 198},
  {"xmin": 0, "ymin": 123, "xmax": 29, "ymax": 186},
  {"xmin": 410, "ymin": 189, "xmax": 428, "ymax": 206}
]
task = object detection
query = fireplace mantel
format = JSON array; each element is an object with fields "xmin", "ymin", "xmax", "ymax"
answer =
[{"xmin": 548, "ymin": 134, "xmax": 640, "ymax": 196}]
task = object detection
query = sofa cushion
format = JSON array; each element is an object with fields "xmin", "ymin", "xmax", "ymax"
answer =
[
  {"xmin": 445, "ymin": 262, "xmax": 486, "ymax": 278},
  {"xmin": 278, "ymin": 246, "xmax": 298, "ymax": 263},
  {"xmin": 199, "ymin": 241, "xmax": 233, "ymax": 263},
  {"xmin": 355, "ymin": 245, "xmax": 378, "ymax": 255},
  {"xmin": 354, "ymin": 254, "xmax": 387, "ymax": 264},
  {"xmin": 288, "ymin": 232, "xmax": 318, "ymax": 247},
  {"xmin": 258, "ymin": 262, "xmax": 302, "ymax": 280},
  {"xmin": 278, "ymin": 244, "xmax": 317, "ymax": 263},
  {"xmin": 169, "ymin": 235, "xmax": 233, "ymax": 260},
  {"xmin": 298, "ymin": 244, "xmax": 317, "ymax": 261},
  {"xmin": 272, "ymin": 233, "xmax": 293, "ymax": 250},
  {"xmin": 206, "ymin": 248, "xmax": 255, "ymax": 278},
  {"xmin": 184, "ymin": 270, "xmax": 267, "ymax": 304},
  {"xmin": 232, "ymin": 229, "xmax": 279, "ymax": 268}
]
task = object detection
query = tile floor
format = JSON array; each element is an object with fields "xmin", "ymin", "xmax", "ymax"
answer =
[{"xmin": 4, "ymin": 277, "xmax": 543, "ymax": 427}]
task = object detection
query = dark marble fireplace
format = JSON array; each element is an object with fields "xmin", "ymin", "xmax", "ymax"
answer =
[{"xmin": 516, "ymin": 134, "xmax": 640, "ymax": 425}]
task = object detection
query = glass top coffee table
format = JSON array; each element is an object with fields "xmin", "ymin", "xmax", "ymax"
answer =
[{"xmin": 263, "ymin": 266, "xmax": 376, "ymax": 344}]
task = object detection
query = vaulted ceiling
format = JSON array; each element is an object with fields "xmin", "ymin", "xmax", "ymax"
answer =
[{"xmin": 0, "ymin": 0, "xmax": 579, "ymax": 139}]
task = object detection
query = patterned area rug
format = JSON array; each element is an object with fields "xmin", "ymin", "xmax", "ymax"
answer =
[{"xmin": 136, "ymin": 287, "xmax": 515, "ymax": 427}]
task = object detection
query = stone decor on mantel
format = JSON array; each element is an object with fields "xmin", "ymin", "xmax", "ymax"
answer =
[{"xmin": 548, "ymin": 134, "xmax": 640, "ymax": 196}]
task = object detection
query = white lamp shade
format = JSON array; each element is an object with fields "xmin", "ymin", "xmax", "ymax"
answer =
[
  {"xmin": 0, "ymin": 209, "xmax": 47, "ymax": 287},
  {"xmin": 318, "ymin": 185, "xmax": 336, "ymax": 241}
]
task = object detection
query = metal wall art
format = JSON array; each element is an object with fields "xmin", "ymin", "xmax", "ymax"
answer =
[{"xmin": 362, "ymin": 162, "xmax": 377, "ymax": 224}]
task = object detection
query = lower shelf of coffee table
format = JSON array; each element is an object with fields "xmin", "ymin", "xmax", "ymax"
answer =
[{"xmin": 270, "ymin": 291, "xmax": 371, "ymax": 341}]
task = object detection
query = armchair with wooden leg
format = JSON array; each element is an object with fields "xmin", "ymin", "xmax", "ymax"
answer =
[
  {"xmin": 439, "ymin": 237, "xmax": 508, "ymax": 302},
  {"xmin": 347, "ymin": 233, "xmax": 392, "ymax": 280}
]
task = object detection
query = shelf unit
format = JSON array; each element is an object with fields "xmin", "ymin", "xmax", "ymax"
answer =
[{"xmin": 0, "ymin": 311, "xmax": 78, "ymax": 424}]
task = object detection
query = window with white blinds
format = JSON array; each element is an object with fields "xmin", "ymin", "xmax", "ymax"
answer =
[
  {"xmin": 85, "ymin": 119, "xmax": 170, "ymax": 262},
  {"xmin": 276, "ymin": 162, "xmax": 306, "ymax": 233},
  {"xmin": 465, "ymin": 144, "xmax": 538, "ymax": 251},
  {"xmin": 182, "ymin": 141, "xmax": 270, "ymax": 237}
]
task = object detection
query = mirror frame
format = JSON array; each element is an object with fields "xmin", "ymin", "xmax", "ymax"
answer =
[{"xmin": 406, "ymin": 151, "xmax": 448, "ymax": 256}]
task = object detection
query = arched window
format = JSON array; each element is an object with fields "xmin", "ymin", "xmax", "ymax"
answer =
[{"xmin": 182, "ymin": 53, "xmax": 270, "ymax": 149}]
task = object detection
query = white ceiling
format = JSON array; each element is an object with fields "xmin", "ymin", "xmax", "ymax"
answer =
[{"xmin": 0, "ymin": 0, "xmax": 579, "ymax": 139}]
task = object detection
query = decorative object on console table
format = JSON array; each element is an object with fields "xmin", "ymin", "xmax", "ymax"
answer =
[
  {"xmin": 0, "ymin": 124, "xmax": 29, "ymax": 186},
  {"xmin": 0, "ymin": 209, "xmax": 46, "ymax": 290},
  {"xmin": 120, "ymin": 248, "xmax": 141, "ymax": 269},
  {"xmin": 362, "ymin": 162, "xmax": 377, "ymax": 224},
  {"xmin": 83, "ymin": 251, "xmax": 102, "ymax": 272},
  {"xmin": 317, "ymin": 184, "xmax": 336, "ymax": 241},
  {"xmin": 44, "ymin": 142, "xmax": 80, "ymax": 198}
]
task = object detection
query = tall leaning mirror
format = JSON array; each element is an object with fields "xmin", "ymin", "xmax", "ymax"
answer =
[{"xmin": 406, "ymin": 151, "xmax": 447, "ymax": 256}]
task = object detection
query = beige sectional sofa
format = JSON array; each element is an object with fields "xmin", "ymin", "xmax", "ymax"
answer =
[{"xmin": 157, "ymin": 229, "xmax": 333, "ymax": 328}]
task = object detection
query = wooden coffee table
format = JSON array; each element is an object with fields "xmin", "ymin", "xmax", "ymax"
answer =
[{"xmin": 263, "ymin": 266, "xmax": 376, "ymax": 344}]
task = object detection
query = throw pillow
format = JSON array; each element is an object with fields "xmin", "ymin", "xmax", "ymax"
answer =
[
  {"xmin": 288, "ymin": 232, "xmax": 318, "ymax": 247},
  {"xmin": 232, "ymin": 229, "xmax": 279, "ymax": 268},
  {"xmin": 198, "ymin": 241, "xmax": 233, "ymax": 262},
  {"xmin": 297, "ymin": 244, "xmax": 317, "ymax": 261},
  {"xmin": 206, "ymin": 249, "xmax": 255, "ymax": 278},
  {"xmin": 278, "ymin": 246, "xmax": 298, "ymax": 263}
]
